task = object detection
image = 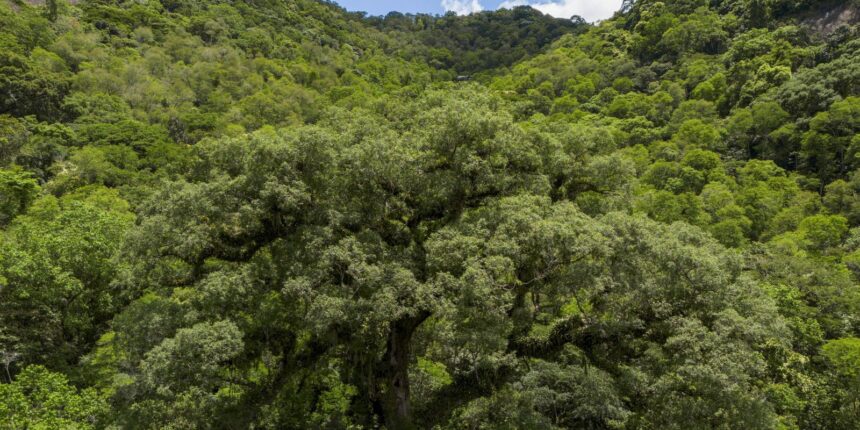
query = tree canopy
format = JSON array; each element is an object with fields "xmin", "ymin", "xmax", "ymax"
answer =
[{"xmin": 1, "ymin": 0, "xmax": 860, "ymax": 428}]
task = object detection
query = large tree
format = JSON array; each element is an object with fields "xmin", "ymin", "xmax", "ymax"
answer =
[{"xmin": 96, "ymin": 87, "xmax": 788, "ymax": 429}]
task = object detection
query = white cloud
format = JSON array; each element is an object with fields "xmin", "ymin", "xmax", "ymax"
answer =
[
  {"xmin": 498, "ymin": 0, "xmax": 623, "ymax": 22},
  {"xmin": 442, "ymin": 0, "xmax": 484, "ymax": 15}
]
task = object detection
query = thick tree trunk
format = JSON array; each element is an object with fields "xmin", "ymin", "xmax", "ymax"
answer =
[
  {"xmin": 383, "ymin": 326, "xmax": 414, "ymax": 429},
  {"xmin": 379, "ymin": 311, "xmax": 430, "ymax": 430}
]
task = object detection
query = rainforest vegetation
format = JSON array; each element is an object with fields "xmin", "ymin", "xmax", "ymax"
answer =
[{"xmin": 2, "ymin": 0, "xmax": 860, "ymax": 428}]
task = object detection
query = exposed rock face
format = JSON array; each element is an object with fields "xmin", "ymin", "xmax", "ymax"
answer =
[{"xmin": 804, "ymin": 2, "xmax": 859, "ymax": 36}]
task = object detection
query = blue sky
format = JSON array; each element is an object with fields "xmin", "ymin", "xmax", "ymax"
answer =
[{"xmin": 336, "ymin": 0, "xmax": 623, "ymax": 22}]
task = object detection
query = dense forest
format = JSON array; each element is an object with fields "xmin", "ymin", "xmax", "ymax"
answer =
[{"xmin": 2, "ymin": 0, "xmax": 860, "ymax": 428}]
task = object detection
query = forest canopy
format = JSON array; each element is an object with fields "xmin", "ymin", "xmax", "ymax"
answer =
[{"xmin": 2, "ymin": 0, "xmax": 860, "ymax": 428}]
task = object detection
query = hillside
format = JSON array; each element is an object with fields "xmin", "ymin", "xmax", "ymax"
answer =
[
  {"xmin": 365, "ymin": 7, "xmax": 588, "ymax": 74},
  {"xmin": 2, "ymin": 0, "xmax": 860, "ymax": 429}
]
